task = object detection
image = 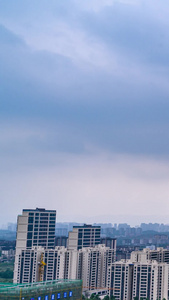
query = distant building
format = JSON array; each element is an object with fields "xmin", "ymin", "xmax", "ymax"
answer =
[
  {"xmin": 67, "ymin": 224, "xmax": 101, "ymax": 250},
  {"xmin": 7, "ymin": 222, "xmax": 17, "ymax": 232},
  {"xmin": 1, "ymin": 249, "xmax": 15, "ymax": 261},
  {"xmin": 100, "ymin": 237, "xmax": 116, "ymax": 251},
  {"xmin": 55, "ymin": 236, "xmax": 68, "ymax": 247}
]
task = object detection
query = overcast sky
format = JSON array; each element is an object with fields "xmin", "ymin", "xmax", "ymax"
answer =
[{"xmin": 1, "ymin": 0, "xmax": 169, "ymax": 226}]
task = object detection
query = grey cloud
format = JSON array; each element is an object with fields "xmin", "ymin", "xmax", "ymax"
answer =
[
  {"xmin": 0, "ymin": 3, "xmax": 169, "ymax": 160},
  {"xmin": 1, "ymin": 0, "xmax": 169, "ymax": 224}
]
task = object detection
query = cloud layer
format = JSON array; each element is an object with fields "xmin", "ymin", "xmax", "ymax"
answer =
[{"xmin": 0, "ymin": 0, "xmax": 169, "ymax": 225}]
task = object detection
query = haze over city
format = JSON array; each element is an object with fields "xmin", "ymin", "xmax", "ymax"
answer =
[{"xmin": 1, "ymin": 0, "xmax": 169, "ymax": 226}]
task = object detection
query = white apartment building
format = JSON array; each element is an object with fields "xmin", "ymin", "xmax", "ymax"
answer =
[
  {"xmin": 14, "ymin": 208, "xmax": 56, "ymax": 283},
  {"xmin": 16, "ymin": 246, "xmax": 66, "ymax": 283},
  {"xmin": 107, "ymin": 254, "xmax": 168, "ymax": 300},
  {"xmin": 79, "ymin": 244, "xmax": 115, "ymax": 290},
  {"xmin": 131, "ymin": 247, "xmax": 169, "ymax": 264},
  {"xmin": 132, "ymin": 261, "xmax": 168, "ymax": 300},
  {"xmin": 107, "ymin": 261, "xmax": 133, "ymax": 300},
  {"xmin": 43, "ymin": 247, "xmax": 66, "ymax": 281},
  {"xmin": 65, "ymin": 250, "xmax": 79, "ymax": 280},
  {"xmin": 131, "ymin": 247, "xmax": 169, "ymax": 299},
  {"xmin": 16, "ymin": 243, "xmax": 116, "ymax": 289},
  {"xmin": 17, "ymin": 247, "xmax": 43, "ymax": 283}
]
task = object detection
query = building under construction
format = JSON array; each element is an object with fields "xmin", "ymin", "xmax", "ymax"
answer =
[{"xmin": 0, "ymin": 279, "xmax": 82, "ymax": 300}]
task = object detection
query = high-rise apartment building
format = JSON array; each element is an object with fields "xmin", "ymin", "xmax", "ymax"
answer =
[
  {"xmin": 16, "ymin": 247, "xmax": 42, "ymax": 284},
  {"xmin": 15, "ymin": 244, "xmax": 116, "ymax": 288},
  {"xmin": 107, "ymin": 254, "xmax": 168, "ymax": 300},
  {"xmin": 14, "ymin": 208, "xmax": 56, "ymax": 283},
  {"xmin": 132, "ymin": 261, "xmax": 168, "ymax": 300},
  {"xmin": 131, "ymin": 247, "xmax": 169, "ymax": 264},
  {"xmin": 80, "ymin": 244, "xmax": 115, "ymax": 290},
  {"xmin": 107, "ymin": 261, "xmax": 133, "ymax": 300},
  {"xmin": 16, "ymin": 208, "xmax": 56, "ymax": 249},
  {"xmin": 43, "ymin": 247, "xmax": 66, "ymax": 281},
  {"xmin": 67, "ymin": 224, "xmax": 101, "ymax": 250}
]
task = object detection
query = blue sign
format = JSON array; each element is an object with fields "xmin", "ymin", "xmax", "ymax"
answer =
[
  {"xmin": 38, "ymin": 297, "xmax": 41, "ymax": 300},
  {"xmin": 31, "ymin": 298, "xmax": 34, "ymax": 300},
  {"xmin": 64, "ymin": 292, "xmax": 67, "ymax": 298},
  {"xmin": 57, "ymin": 293, "xmax": 61, "ymax": 299},
  {"xmin": 51, "ymin": 295, "xmax": 55, "ymax": 300},
  {"xmin": 45, "ymin": 296, "xmax": 49, "ymax": 300},
  {"xmin": 69, "ymin": 292, "xmax": 73, "ymax": 297}
]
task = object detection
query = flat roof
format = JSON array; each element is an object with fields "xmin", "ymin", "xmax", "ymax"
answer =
[
  {"xmin": 23, "ymin": 208, "xmax": 56, "ymax": 212},
  {"xmin": 73, "ymin": 224, "xmax": 101, "ymax": 229}
]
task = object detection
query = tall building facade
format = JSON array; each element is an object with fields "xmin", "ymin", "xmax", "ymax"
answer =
[
  {"xmin": 131, "ymin": 247, "xmax": 169, "ymax": 264},
  {"xmin": 16, "ymin": 247, "xmax": 42, "ymax": 284},
  {"xmin": 107, "ymin": 255, "xmax": 168, "ymax": 300},
  {"xmin": 14, "ymin": 208, "xmax": 56, "ymax": 283},
  {"xmin": 15, "ymin": 244, "xmax": 116, "ymax": 288},
  {"xmin": 43, "ymin": 247, "xmax": 66, "ymax": 281},
  {"xmin": 107, "ymin": 261, "xmax": 133, "ymax": 300},
  {"xmin": 80, "ymin": 244, "xmax": 115, "ymax": 290},
  {"xmin": 67, "ymin": 224, "xmax": 101, "ymax": 250}
]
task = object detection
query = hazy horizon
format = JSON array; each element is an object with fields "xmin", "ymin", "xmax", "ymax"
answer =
[{"xmin": 2, "ymin": 213, "xmax": 169, "ymax": 229}]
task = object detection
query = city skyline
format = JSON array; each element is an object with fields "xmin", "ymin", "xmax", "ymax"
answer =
[
  {"xmin": 1, "ymin": 0, "xmax": 169, "ymax": 225},
  {"xmin": 2, "ymin": 215, "xmax": 169, "ymax": 230}
]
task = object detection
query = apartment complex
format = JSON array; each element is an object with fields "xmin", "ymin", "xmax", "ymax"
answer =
[
  {"xmin": 13, "ymin": 208, "xmax": 56, "ymax": 283},
  {"xmin": 107, "ymin": 250, "xmax": 169, "ymax": 300},
  {"xmin": 14, "ymin": 211, "xmax": 116, "ymax": 288},
  {"xmin": 16, "ymin": 244, "xmax": 116, "ymax": 288}
]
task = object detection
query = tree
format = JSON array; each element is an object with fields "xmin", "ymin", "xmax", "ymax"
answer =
[
  {"xmin": 95, "ymin": 294, "xmax": 101, "ymax": 300},
  {"xmin": 82, "ymin": 295, "xmax": 86, "ymax": 300},
  {"xmin": 103, "ymin": 295, "xmax": 109, "ymax": 300}
]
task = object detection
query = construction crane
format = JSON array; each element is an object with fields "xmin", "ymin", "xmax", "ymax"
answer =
[{"xmin": 38, "ymin": 253, "xmax": 46, "ymax": 281}]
